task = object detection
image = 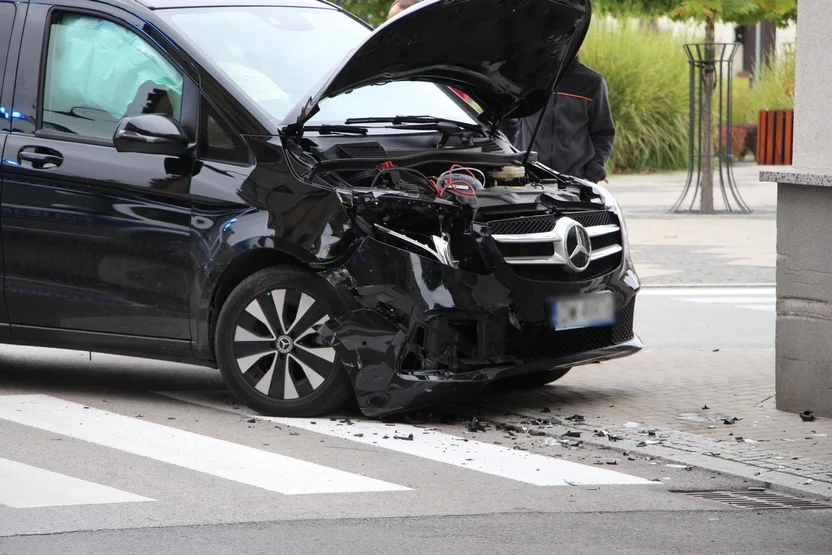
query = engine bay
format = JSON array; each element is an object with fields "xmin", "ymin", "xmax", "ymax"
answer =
[{"xmin": 287, "ymin": 135, "xmax": 610, "ymax": 271}]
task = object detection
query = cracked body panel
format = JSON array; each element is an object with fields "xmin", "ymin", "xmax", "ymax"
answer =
[{"xmin": 320, "ymin": 238, "xmax": 642, "ymax": 416}]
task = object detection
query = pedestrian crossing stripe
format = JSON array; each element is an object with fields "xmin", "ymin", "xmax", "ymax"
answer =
[
  {"xmin": 0, "ymin": 457, "xmax": 152, "ymax": 509},
  {"xmin": 161, "ymin": 391, "xmax": 656, "ymax": 487},
  {"xmin": 0, "ymin": 393, "xmax": 656, "ymax": 508},
  {"xmin": 0, "ymin": 394, "xmax": 409, "ymax": 502}
]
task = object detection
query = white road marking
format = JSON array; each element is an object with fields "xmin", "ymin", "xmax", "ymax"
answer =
[
  {"xmin": 0, "ymin": 395, "xmax": 409, "ymax": 496},
  {"xmin": 638, "ymin": 287, "xmax": 775, "ymax": 313},
  {"xmin": 161, "ymin": 391, "xmax": 657, "ymax": 487},
  {"xmin": 0, "ymin": 457, "xmax": 152, "ymax": 509},
  {"xmin": 638, "ymin": 287, "xmax": 775, "ymax": 297},
  {"xmin": 738, "ymin": 304, "xmax": 776, "ymax": 312},
  {"xmin": 682, "ymin": 296, "xmax": 773, "ymax": 304}
]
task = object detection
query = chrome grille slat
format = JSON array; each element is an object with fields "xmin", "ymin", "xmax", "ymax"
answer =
[
  {"xmin": 487, "ymin": 210, "xmax": 623, "ymax": 281},
  {"xmin": 587, "ymin": 224, "xmax": 619, "ymax": 237}
]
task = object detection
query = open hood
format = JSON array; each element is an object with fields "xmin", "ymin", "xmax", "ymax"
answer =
[{"xmin": 282, "ymin": 0, "xmax": 592, "ymax": 129}]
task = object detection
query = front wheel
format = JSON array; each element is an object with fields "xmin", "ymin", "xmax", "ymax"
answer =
[
  {"xmin": 498, "ymin": 367, "xmax": 572, "ymax": 389},
  {"xmin": 214, "ymin": 266, "xmax": 353, "ymax": 417}
]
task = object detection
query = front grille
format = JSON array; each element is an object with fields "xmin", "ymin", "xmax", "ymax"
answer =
[
  {"xmin": 565, "ymin": 210, "xmax": 617, "ymax": 228},
  {"xmin": 488, "ymin": 211, "xmax": 616, "ymax": 236},
  {"xmin": 511, "ymin": 254, "xmax": 622, "ymax": 282},
  {"xmin": 590, "ymin": 233, "xmax": 619, "ymax": 250},
  {"xmin": 489, "ymin": 209, "xmax": 623, "ymax": 283},
  {"xmin": 508, "ymin": 298, "xmax": 636, "ymax": 359},
  {"xmin": 489, "ymin": 215, "xmax": 556, "ymax": 235},
  {"xmin": 497, "ymin": 243, "xmax": 555, "ymax": 258},
  {"xmin": 612, "ymin": 298, "xmax": 636, "ymax": 344}
]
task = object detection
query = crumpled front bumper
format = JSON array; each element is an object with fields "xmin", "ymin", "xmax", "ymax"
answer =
[{"xmin": 319, "ymin": 237, "xmax": 642, "ymax": 417}]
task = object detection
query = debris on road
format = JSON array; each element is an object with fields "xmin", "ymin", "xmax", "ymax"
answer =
[
  {"xmin": 467, "ymin": 417, "xmax": 487, "ymax": 433},
  {"xmin": 563, "ymin": 430, "xmax": 582, "ymax": 438},
  {"xmin": 541, "ymin": 407, "xmax": 551, "ymax": 413},
  {"xmin": 666, "ymin": 464, "xmax": 692, "ymax": 470},
  {"xmin": 747, "ymin": 486, "xmax": 766, "ymax": 492},
  {"xmin": 702, "ymin": 405, "xmax": 710, "ymax": 410},
  {"xmin": 565, "ymin": 414, "xmax": 585, "ymax": 422},
  {"xmin": 723, "ymin": 417, "xmax": 742, "ymax": 425},
  {"xmin": 539, "ymin": 437, "xmax": 583, "ymax": 448},
  {"xmin": 353, "ymin": 433, "xmax": 364, "ymax": 438},
  {"xmin": 496, "ymin": 423, "xmax": 529, "ymax": 434},
  {"xmin": 592, "ymin": 429, "xmax": 625, "ymax": 442},
  {"xmin": 246, "ymin": 418, "xmax": 256, "ymax": 423},
  {"xmin": 800, "ymin": 411, "xmax": 816, "ymax": 422},
  {"xmin": 394, "ymin": 433, "xmax": 414, "ymax": 441}
]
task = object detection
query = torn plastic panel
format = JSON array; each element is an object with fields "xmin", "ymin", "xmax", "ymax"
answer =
[{"xmin": 319, "ymin": 237, "xmax": 642, "ymax": 417}]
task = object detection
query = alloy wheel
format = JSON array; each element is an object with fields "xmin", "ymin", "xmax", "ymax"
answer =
[{"xmin": 233, "ymin": 289, "xmax": 337, "ymax": 400}]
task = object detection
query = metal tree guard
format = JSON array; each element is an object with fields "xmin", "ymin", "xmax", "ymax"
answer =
[{"xmin": 671, "ymin": 42, "xmax": 752, "ymax": 214}]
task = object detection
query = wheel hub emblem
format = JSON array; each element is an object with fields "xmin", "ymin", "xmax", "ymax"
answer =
[{"xmin": 276, "ymin": 335, "xmax": 294, "ymax": 354}]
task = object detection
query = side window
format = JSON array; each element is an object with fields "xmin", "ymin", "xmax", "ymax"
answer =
[
  {"xmin": 41, "ymin": 13, "xmax": 184, "ymax": 141},
  {"xmin": 200, "ymin": 97, "xmax": 250, "ymax": 164},
  {"xmin": 0, "ymin": 2, "xmax": 16, "ymax": 120}
]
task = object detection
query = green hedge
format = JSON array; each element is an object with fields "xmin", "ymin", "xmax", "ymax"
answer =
[
  {"xmin": 732, "ymin": 46, "xmax": 796, "ymax": 124},
  {"xmin": 580, "ymin": 21, "xmax": 690, "ymax": 173}
]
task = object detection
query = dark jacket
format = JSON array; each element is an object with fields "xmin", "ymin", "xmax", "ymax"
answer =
[{"xmin": 500, "ymin": 56, "xmax": 615, "ymax": 183}]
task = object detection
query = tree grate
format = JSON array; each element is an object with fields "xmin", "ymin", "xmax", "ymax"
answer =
[{"xmin": 680, "ymin": 490, "xmax": 832, "ymax": 510}]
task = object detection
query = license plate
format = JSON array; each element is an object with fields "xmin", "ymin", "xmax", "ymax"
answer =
[{"xmin": 549, "ymin": 293, "xmax": 616, "ymax": 330}]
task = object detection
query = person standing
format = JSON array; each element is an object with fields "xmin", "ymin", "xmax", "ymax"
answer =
[{"xmin": 500, "ymin": 53, "xmax": 615, "ymax": 184}]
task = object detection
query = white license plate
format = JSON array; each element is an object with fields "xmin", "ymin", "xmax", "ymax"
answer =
[{"xmin": 550, "ymin": 293, "xmax": 616, "ymax": 330}]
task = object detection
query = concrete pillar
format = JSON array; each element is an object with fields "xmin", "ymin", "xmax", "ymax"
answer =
[{"xmin": 760, "ymin": 0, "xmax": 832, "ymax": 417}]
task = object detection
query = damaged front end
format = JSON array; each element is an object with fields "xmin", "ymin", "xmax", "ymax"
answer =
[{"xmin": 314, "ymin": 160, "xmax": 642, "ymax": 417}]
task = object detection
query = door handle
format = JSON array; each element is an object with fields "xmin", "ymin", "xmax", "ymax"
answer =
[{"xmin": 18, "ymin": 147, "xmax": 63, "ymax": 169}]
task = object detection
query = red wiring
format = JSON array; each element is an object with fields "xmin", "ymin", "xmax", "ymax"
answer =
[{"xmin": 432, "ymin": 164, "xmax": 477, "ymax": 198}]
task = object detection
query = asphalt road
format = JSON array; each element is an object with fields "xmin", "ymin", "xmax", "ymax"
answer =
[{"xmin": 2, "ymin": 285, "xmax": 825, "ymax": 555}]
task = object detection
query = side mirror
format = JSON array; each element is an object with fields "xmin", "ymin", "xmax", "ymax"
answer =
[{"xmin": 113, "ymin": 114, "xmax": 190, "ymax": 157}]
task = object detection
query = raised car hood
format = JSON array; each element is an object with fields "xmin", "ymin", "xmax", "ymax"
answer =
[{"xmin": 283, "ymin": 0, "xmax": 591, "ymax": 128}]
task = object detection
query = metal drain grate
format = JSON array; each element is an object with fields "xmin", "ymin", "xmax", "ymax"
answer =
[{"xmin": 681, "ymin": 490, "xmax": 832, "ymax": 510}]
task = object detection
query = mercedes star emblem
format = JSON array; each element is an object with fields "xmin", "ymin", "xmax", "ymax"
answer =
[{"xmin": 276, "ymin": 335, "xmax": 294, "ymax": 354}]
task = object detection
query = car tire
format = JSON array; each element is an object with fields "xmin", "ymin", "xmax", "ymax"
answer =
[
  {"xmin": 499, "ymin": 367, "xmax": 572, "ymax": 389},
  {"xmin": 214, "ymin": 266, "xmax": 354, "ymax": 417}
]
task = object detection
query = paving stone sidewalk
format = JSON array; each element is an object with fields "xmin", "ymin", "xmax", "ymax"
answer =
[
  {"xmin": 470, "ymin": 349, "xmax": 832, "ymax": 497},
  {"xmin": 607, "ymin": 163, "xmax": 779, "ymax": 285}
]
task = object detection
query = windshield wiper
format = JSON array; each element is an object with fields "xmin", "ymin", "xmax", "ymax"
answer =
[
  {"xmin": 303, "ymin": 124, "xmax": 368, "ymax": 135},
  {"xmin": 345, "ymin": 115, "xmax": 484, "ymax": 133}
]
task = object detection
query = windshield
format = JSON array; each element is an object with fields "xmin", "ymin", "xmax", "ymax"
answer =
[{"xmin": 157, "ymin": 6, "xmax": 477, "ymax": 126}]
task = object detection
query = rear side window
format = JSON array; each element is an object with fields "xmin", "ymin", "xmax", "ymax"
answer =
[
  {"xmin": 41, "ymin": 13, "xmax": 184, "ymax": 140},
  {"xmin": 0, "ymin": 2, "xmax": 16, "ymax": 120}
]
